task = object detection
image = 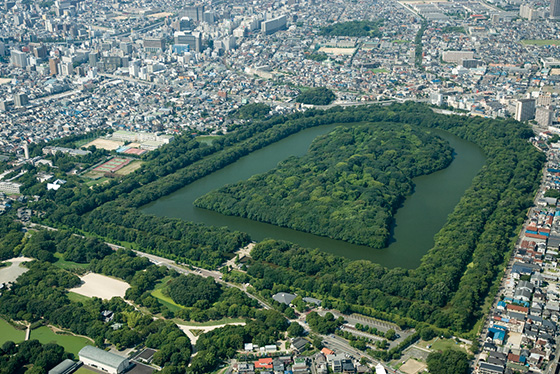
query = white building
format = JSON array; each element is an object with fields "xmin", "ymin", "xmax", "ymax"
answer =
[
  {"xmin": 0, "ymin": 181, "xmax": 22, "ymax": 194},
  {"xmin": 79, "ymin": 346, "xmax": 130, "ymax": 374}
]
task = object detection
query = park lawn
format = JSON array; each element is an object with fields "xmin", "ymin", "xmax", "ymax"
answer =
[
  {"xmin": 30, "ymin": 326, "xmax": 92, "ymax": 357},
  {"xmin": 521, "ymin": 39, "xmax": 560, "ymax": 46},
  {"xmin": 67, "ymin": 291, "xmax": 91, "ymax": 304},
  {"xmin": 0, "ymin": 318, "xmax": 25, "ymax": 345},
  {"xmin": 53, "ymin": 253, "xmax": 89, "ymax": 271}
]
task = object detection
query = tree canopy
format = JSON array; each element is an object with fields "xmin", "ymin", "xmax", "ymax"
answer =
[
  {"xmin": 295, "ymin": 87, "xmax": 336, "ymax": 105},
  {"xmin": 195, "ymin": 123, "xmax": 453, "ymax": 248}
]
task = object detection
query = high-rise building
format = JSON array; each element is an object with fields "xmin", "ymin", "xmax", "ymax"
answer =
[
  {"xmin": 261, "ymin": 15, "xmax": 287, "ymax": 35},
  {"xmin": 536, "ymin": 106, "xmax": 555, "ymax": 127},
  {"xmin": 33, "ymin": 45, "xmax": 48, "ymax": 59},
  {"xmin": 11, "ymin": 50, "xmax": 27, "ymax": 68},
  {"xmin": 120, "ymin": 42, "xmax": 133, "ymax": 55},
  {"xmin": 60, "ymin": 61, "xmax": 73, "ymax": 76},
  {"xmin": 183, "ymin": 5, "xmax": 204, "ymax": 22},
  {"xmin": 89, "ymin": 51, "xmax": 99, "ymax": 66},
  {"xmin": 551, "ymin": 0, "xmax": 560, "ymax": 19},
  {"xmin": 515, "ymin": 98, "xmax": 536, "ymax": 121},
  {"xmin": 14, "ymin": 93, "xmax": 28, "ymax": 107},
  {"xmin": 143, "ymin": 38, "xmax": 165, "ymax": 53},
  {"xmin": 203, "ymin": 11, "xmax": 216, "ymax": 24},
  {"xmin": 174, "ymin": 32, "xmax": 202, "ymax": 52},
  {"xmin": 49, "ymin": 57, "xmax": 59, "ymax": 75}
]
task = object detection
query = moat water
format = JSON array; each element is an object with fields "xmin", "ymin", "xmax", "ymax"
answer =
[{"xmin": 142, "ymin": 124, "xmax": 485, "ymax": 268}]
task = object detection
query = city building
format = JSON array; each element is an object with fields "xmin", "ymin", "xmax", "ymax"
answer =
[
  {"xmin": 78, "ymin": 346, "xmax": 130, "ymax": 374},
  {"xmin": 536, "ymin": 106, "xmax": 555, "ymax": 127},
  {"xmin": 143, "ymin": 38, "xmax": 165, "ymax": 53},
  {"xmin": 182, "ymin": 5, "xmax": 204, "ymax": 22},
  {"xmin": 551, "ymin": 0, "xmax": 560, "ymax": 19},
  {"xmin": 0, "ymin": 181, "xmax": 22, "ymax": 194},
  {"xmin": 441, "ymin": 51, "xmax": 475, "ymax": 64},
  {"xmin": 11, "ymin": 49, "xmax": 27, "ymax": 68},
  {"xmin": 14, "ymin": 93, "xmax": 28, "ymax": 107},
  {"xmin": 174, "ymin": 32, "xmax": 202, "ymax": 52},
  {"xmin": 515, "ymin": 99, "xmax": 536, "ymax": 121},
  {"xmin": 261, "ymin": 15, "xmax": 287, "ymax": 35}
]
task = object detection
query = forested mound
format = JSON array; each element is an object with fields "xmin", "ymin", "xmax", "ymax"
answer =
[{"xmin": 194, "ymin": 124, "xmax": 453, "ymax": 248}]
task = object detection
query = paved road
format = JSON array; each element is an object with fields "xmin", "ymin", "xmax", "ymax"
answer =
[{"xmin": 105, "ymin": 243, "xmax": 272, "ymax": 310}]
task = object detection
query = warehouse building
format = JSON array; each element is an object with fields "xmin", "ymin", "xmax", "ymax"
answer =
[{"xmin": 78, "ymin": 346, "xmax": 130, "ymax": 374}]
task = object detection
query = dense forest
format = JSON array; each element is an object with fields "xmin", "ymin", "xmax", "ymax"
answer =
[
  {"xmin": 320, "ymin": 20, "xmax": 383, "ymax": 37},
  {"xmin": 24, "ymin": 102, "xmax": 543, "ymax": 334},
  {"xmin": 195, "ymin": 124, "xmax": 453, "ymax": 248},
  {"xmin": 295, "ymin": 87, "xmax": 336, "ymax": 106}
]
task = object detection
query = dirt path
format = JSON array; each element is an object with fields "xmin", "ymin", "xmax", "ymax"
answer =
[{"xmin": 176, "ymin": 322, "xmax": 246, "ymax": 345}]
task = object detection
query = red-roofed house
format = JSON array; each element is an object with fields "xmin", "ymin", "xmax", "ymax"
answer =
[
  {"xmin": 506, "ymin": 304, "xmax": 529, "ymax": 314},
  {"xmin": 254, "ymin": 358, "xmax": 273, "ymax": 370},
  {"xmin": 321, "ymin": 347, "xmax": 334, "ymax": 356}
]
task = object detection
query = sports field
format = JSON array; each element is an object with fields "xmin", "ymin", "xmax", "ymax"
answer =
[
  {"xmin": 85, "ymin": 138, "xmax": 124, "ymax": 151},
  {"xmin": 94, "ymin": 157, "xmax": 131, "ymax": 173},
  {"xmin": 114, "ymin": 160, "xmax": 143, "ymax": 176},
  {"xmin": 400, "ymin": 359, "xmax": 427, "ymax": 374}
]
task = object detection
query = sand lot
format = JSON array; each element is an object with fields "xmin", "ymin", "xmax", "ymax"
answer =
[
  {"xmin": 318, "ymin": 47, "xmax": 356, "ymax": 55},
  {"xmin": 506, "ymin": 331, "xmax": 523, "ymax": 349},
  {"xmin": 85, "ymin": 138, "xmax": 124, "ymax": 151},
  {"xmin": 400, "ymin": 359, "xmax": 427, "ymax": 374},
  {"xmin": 0, "ymin": 257, "xmax": 33, "ymax": 284},
  {"xmin": 69, "ymin": 273, "xmax": 130, "ymax": 300}
]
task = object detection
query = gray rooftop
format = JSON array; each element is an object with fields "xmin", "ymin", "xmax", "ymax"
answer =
[
  {"xmin": 79, "ymin": 345, "xmax": 128, "ymax": 369},
  {"xmin": 272, "ymin": 292, "xmax": 297, "ymax": 305},
  {"xmin": 48, "ymin": 359, "xmax": 78, "ymax": 374}
]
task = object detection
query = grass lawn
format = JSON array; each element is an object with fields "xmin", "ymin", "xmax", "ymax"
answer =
[
  {"xmin": 84, "ymin": 177, "xmax": 109, "ymax": 186},
  {"xmin": 74, "ymin": 139, "xmax": 94, "ymax": 148},
  {"xmin": 67, "ymin": 291, "xmax": 91, "ymax": 304},
  {"xmin": 196, "ymin": 136, "xmax": 222, "ymax": 145},
  {"xmin": 370, "ymin": 68, "xmax": 389, "ymax": 73},
  {"xmin": 115, "ymin": 160, "xmax": 143, "ymax": 176},
  {"xmin": 419, "ymin": 337, "xmax": 469, "ymax": 353},
  {"xmin": 0, "ymin": 318, "xmax": 25, "ymax": 345},
  {"xmin": 53, "ymin": 253, "xmax": 89, "ymax": 271},
  {"xmin": 30, "ymin": 326, "xmax": 92, "ymax": 357},
  {"xmin": 151, "ymin": 288, "xmax": 185, "ymax": 312},
  {"xmin": 74, "ymin": 366, "xmax": 98, "ymax": 374},
  {"xmin": 521, "ymin": 39, "xmax": 560, "ymax": 46}
]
